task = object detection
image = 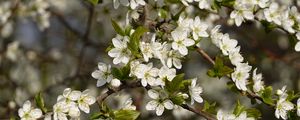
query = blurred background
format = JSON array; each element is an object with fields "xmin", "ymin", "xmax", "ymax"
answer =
[{"xmin": 1, "ymin": 0, "xmax": 300, "ymax": 119}]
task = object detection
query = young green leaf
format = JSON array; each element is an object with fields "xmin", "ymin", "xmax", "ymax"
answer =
[
  {"xmin": 233, "ymin": 100, "xmax": 246, "ymax": 116},
  {"xmin": 170, "ymin": 94, "xmax": 186, "ymax": 105},
  {"xmin": 128, "ymin": 26, "xmax": 148, "ymax": 57},
  {"xmin": 207, "ymin": 56, "xmax": 233, "ymax": 78},
  {"xmin": 88, "ymin": 0, "xmax": 100, "ymax": 6},
  {"xmin": 203, "ymin": 100, "xmax": 217, "ymax": 114},
  {"xmin": 260, "ymin": 86, "xmax": 275, "ymax": 106},
  {"xmin": 165, "ymin": 74, "xmax": 185, "ymax": 93},
  {"xmin": 34, "ymin": 92, "xmax": 47, "ymax": 113},
  {"xmin": 111, "ymin": 19, "xmax": 126, "ymax": 36},
  {"xmin": 246, "ymin": 108, "xmax": 261, "ymax": 119},
  {"xmin": 114, "ymin": 110, "xmax": 140, "ymax": 120},
  {"xmin": 260, "ymin": 20, "xmax": 277, "ymax": 33}
]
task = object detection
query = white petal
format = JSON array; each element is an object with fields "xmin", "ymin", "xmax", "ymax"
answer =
[
  {"xmin": 156, "ymin": 104, "xmax": 164, "ymax": 116},
  {"xmin": 68, "ymin": 106, "xmax": 80, "ymax": 118},
  {"xmin": 30, "ymin": 109, "xmax": 42, "ymax": 118},
  {"xmin": 108, "ymin": 48, "xmax": 121, "ymax": 57},
  {"xmin": 178, "ymin": 46, "xmax": 188, "ymax": 55},
  {"xmin": 79, "ymin": 102, "xmax": 90, "ymax": 113},
  {"xmin": 91, "ymin": 70, "xmax": 102, "ymax": 79},
  {"xmin": 69, "ymin": 91, "xmax": 82, "ymax": 101},
  {"xmin": 18, "ymin": 108, "xmax": 25, "ymax": 117},
  {"xmin": 163, "ymin": 100, "xmax": 174, "ymax": 110},
  {"xmin": 173, "ymin": 58, "xmax": 182, "ymax": 69},
  {"xmin": 83, "ymin": 96, "xmax": 96, "ymax": 105},
  {"xmin": 148, "ymin": 89, "xmax": 159, "ymax": 99},
  {"xmin": 22, "ymin": 101, "xmax": 31, "ymax": 112},
  {"xmin": 113, "ymin": 0, "xmax": 120, "ymax": 9},
  {"xmin": 146, "ymin": 100, "xmax": 158, "ymax": 110},
  {"xmin": 193, "ymin": 95, "xmax": 203, "ymax": 103},
  {"xmin": 183, "ymin": 39, "xmax": 195, "ymax": 46},
  {"xmin": 141, "ymin": 79, "xmax": 147, "ymax": 87},
  {"xmin": 112, "ymin": 38, "xmax": 124, "ymax": 48},
  {"xmin": 295, "ymin": 42, "xmax": 300, "ymax": 51},
  {"xmin": 97, "ymin": 79, "xmax": 107, "ymax": 87}
]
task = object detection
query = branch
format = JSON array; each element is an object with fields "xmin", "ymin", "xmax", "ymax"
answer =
[{"xmin": 96, "ymin": 81, "xmax": 216, "ymax": 120}]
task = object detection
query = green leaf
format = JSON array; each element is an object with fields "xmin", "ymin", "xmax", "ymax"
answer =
[
  {"xmin": 35, "ymin": 92, "xmax": 47, "ymax": 113},
  {"xmin": 111, "ymin": 19, "xmax": 125, "ymax": 36},
  {"xmin": 287, "ymin": 91, "xmax": 300, "ymax": 101},
  {"xmin": 203, "ymin": 101, "xmax": 217, "ymax": 114},
  {"xmin": 114, "ymin": 110, "xmax": 140, "ymax": 120},
  {"xmin": 261, "ymin": 20, "xmax": 277, "ymax": 33},
  {"xmin": 233, "ymin": 100, "xmax": 246, "ymax": 116},
  {"xmin": 260, "ymin": 86, "xmax": 275, "ymax": 106},
  {"xmin": 159, "ymin": 9, "xmax": 168, "ymax": 19},
  {"xmin": 226, "ymin": 82, "xmax": 239, "ymax": 93},
  {"xmin": 90, "ymin": 112, "xmax": 108, "ymax": 120},
  {"xmin": 111, "ymin": 67, "xmax": 123, "ymax": 80},
  {"xmin": 128, "ymin": 26, "xmax": 148, "ymax": 57},
  {"xmin": 207, "ymin": 56, "xmax": 233, "ymax": 78},
  {"xmin": 88, "ymin": 0, "xmax": 100, "ymax": 5},
  {"xmin": 170, "ymin": 94, "xmax": 185, "ymax": 105},
  {"xmin": 165, "ymin": 74, "xmax": 185, "ymax": 93},
  {"xmin": 246, "ymin": 108, "xmax": 261, "ymax": 119}
]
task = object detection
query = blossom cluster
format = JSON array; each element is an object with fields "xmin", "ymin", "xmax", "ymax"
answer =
[{"xmin": 18, "ymin": 88, "xmax": 96, "ymax": 120}]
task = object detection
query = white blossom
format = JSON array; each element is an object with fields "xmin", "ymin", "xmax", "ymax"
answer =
[
  {"xmin": 135, "ymin": 63, "xmax": 159, "ymax": 87},
  {"xmin": 216, "ymin": 110, "xmax": 236, "ymax": 120},
  {"xmin": 91, "ymin": 62, "xmax": 113, "ymax": 87},
  {"xmin": 113, "ymin": 0, "xmax": 129, "ymax": 9},
  {"xmin": 254, "ymin": 0, "xmax": 269, "ymax": 8},
  {"xmin": 77, "ymin": 89, "xmax": 96, "ymax": 113},
  {"xmin": 108, "ymin": 35, "xmax": 132, "ymax": 65},
  {"xmin": 281, "ymin": 9, "xmax": 295, "ymax": 33},
  {"xmin": 171, "ymin": 31, "xmax": 195, "ymax": 55},
  {"xmin": 210, "ymin": 25, "xmax": 224, "ymax": 47},
  {"xmin": 190, "ymin": 16, "xmax": 209, "ymax": 40},
  {"xmin": 140, "ymin": 41, "xmax": 154, "ymax": 62},
  {"xmin": 157, "ymin": 66, "xmax": 176, "ymax": 86},
  {"xmin": 252, "ymin": 68, "xmax": 264, "ymax": 93},
  {"xmin": 122, "ymin": 98, "xmax": 136, "ymax": 110},
  {"xmin": 231, "ymin": 63, "xmax": 252, "ymax": 91},
  {"xmin": 264, "ymin": 2, "xmax": 282, "ymax": 25},
  {"xmin": 219, "ymin": 34, "xmax": 238, "ymax": 56},
  {"xmin": 228, "ymin": 46, "xmax": 243, "ymax": 66},
  {"xmin": 166, "ymin": 50, "xmax": 183, "ymax": 69},
  {"xmin": 275, "ymin": 94, "xmax": 294, "ymax": 120},
  {"xmin": 188, "ymin": 78, "xmax": 204, "ymax": 104},
  {"xmin": 230, "ymin": 5, "xmax": 254, "ymax": 26},
  {"xmin": 18, "ymin": 101, "xmax": 42, "ymax": 120},
  {"xmin": 194, "ymin": 0, "xmax": 211, "ymax": 9},
  {"xmin": 146, "ymin": 89, "xmax": 174, "ymax": 116},
  {"xmin": 129, "ymin": 0, "xmax": 146, "ymax": 9},
  {"xmin": 53, "ymin": 102, "xmax": 68, "ymax": 120},
  {"xmin": 176, "ymin": 16, "xmax": 193, "ymax": 32},
  {"xmin": 110, "ymin": 78, "xmax": 122, "ymax": 87}
]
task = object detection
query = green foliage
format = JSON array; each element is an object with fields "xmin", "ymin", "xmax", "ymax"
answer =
[
  {"xmin": 111, "ymin": 65, "xmax": 131, "ymax": 80},
  {"xmin": 287, "ymin": 91, "xmax": 300, "ymax": 101},
  {"xmin": 226, "ymin": 82, "xmax": 239, "ymax": 94},
  {"xmin": 213, "ymin": 0, "xmax": 235, "ymax": 10},
  {"xmin": 34, "ymin": 92, "xmax": 47, "ymax": 113},
  {"xmin": 233, "ymin": 100, "xmax": 246, "ymax": 116},
  {"xmin": 114, "ymin": 110, "xmax": 140, "ymax": 120},
  {"xmin": 246, "ymin": 108, "xmax": 262, "ymax": 119},
  {"xmin": 111, "ymin": 19, "xmax": 126, "ymax": 36},
  {"xmin": 165, "ymin": 74, "xmax": 185, "ymax": 93},
  {"xmin": 287, "ymin": 110, "xmax": 298, "ymax": 120},
  {"xmin": 159, "ymin": 9, "xmax": 168, "ymax": 19},
  {"xmin": 203, "ymin": 101, "xmax": 217, "ymax": 114},
  {"xmin": 128, "ymin": 26, "xmax": 148, "ymax": 57},
  {"xmin": 87, "ymin": 0, "xmax": 102, "ymax": 6},
  {"xmin": 170, "ymin": 94, "xmax": 186, "ymax": 105},
  {"xmin": 90, "ymin": 102, "xmax": 112, "ymax": 119},
  {"xmin": 207, "ymin": 56, "xmax": 233, "ymax": 78},
  {"xmin": 260, "ymin": 86, "xmax": 275, "ymax": 106},
  {"xmin": 261, "ymin": 20, "xmax": 277, "ymax": 33}
]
